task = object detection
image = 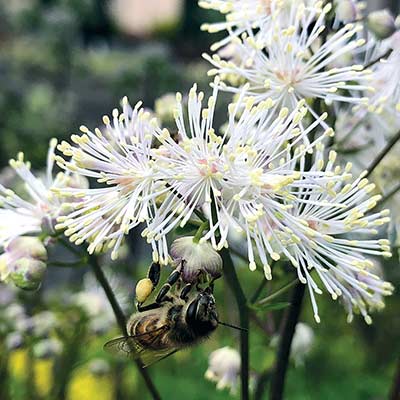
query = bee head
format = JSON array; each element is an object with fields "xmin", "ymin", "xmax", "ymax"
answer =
[{"xmin": 185, "ymin": 290, "xmax": 218, "ymax": 335}]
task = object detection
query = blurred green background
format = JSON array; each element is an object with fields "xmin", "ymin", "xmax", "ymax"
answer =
[{"xmin": 0, "ymin": 1, "xmax": 399, "ymax": 399}]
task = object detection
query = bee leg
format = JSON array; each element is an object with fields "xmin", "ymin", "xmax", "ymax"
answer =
[
  {"xmin": 195, "ymin": 270, "xmax": 206, "ymax": 290},
  {"xmin": 207, "ymin": 273, "xmax": 222, "ymax": 293},
  {"xmin": 148, "ymin": 262, "xmax": 161, "ymax": 287},
  {"xmin": 153, "ymin": 265, "xmax": 183, "ymax": 303},
  {"xmin": 137, "ymin": 302, "xmax": 163, "ymax": 312},
  {"xmin": 155, "ymin": 284, "xmax": 173, "ymax": 303},
  {"xmin": 179, "ymin": 284, "xmax": 192, "ymax": 301}
]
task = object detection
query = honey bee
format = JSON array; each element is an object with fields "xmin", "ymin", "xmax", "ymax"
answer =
[{"xmin": 104, "ymin": 262, "xmax": 242, "ymax": 367}]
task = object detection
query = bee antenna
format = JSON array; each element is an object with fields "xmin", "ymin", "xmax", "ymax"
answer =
[{"xmin": 217, "ymin": 320, "xmax": 248, "ymax": 332}]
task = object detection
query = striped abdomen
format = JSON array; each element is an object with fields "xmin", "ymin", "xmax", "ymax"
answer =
[{"xmin": 128, "ymin": 312, "xmax": 171, "ymax": 350}]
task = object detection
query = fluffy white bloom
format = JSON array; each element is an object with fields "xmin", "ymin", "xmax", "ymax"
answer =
[
  {"xmin": 205, "ymin": 346, "xmax": 240, "ymax": 394},
  {"xmin": 200, "ymin": 0, "xmax": 323, "ymax": 50},
  {"xmin": 367, "ymin": 46, "xmax": 400, "ymax": 116},
  {"xmin": 204, "ymin": 3, "xmax": 371, "ymax": 118},
  {"xmin": 291, "ymin": 322, "xmax": 314, "ymax": 366},
  {"xmin": 0, "ymin": 139, "xmax": 81, "ymax": 248},
  {"xmin": 279, "ymin": 144, "xmax": 393, "ymax": 322},
  {"xmin": 146, "ymin": 80, "xmax": 338, "ymax": 277},
  {"xmin": 55, "ymin": 100, "xmax": 167, "ymax": 261},
  {"xmin": 371, "ymin": 144, "xmax": 400, "ymax": 251}
]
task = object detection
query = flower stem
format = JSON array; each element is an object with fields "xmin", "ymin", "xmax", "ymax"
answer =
[
  {"xmin": 256, "ymin": 279, "xmax": 299, "ymax": 306},
  {"xmin": 250, "ymin": 278, "xmax": 268, "ymax": 304},
  {"xmin": 221, "ymin": 248, "xmax": 249, "ymax": 400},
  {"xmin": 365, "ymin": 129, "xmax": 400, "ymax": 179},
  {"xmin": 89, "ymin": 255, "xmax": 162, "ymax": 400},
  {"xmin": 193, "ymin": 220, "xmax": 209, "ymax": 243},
  {"xmin": 389, "ymin": 357, "xmax": 400, "ymax": 400},
  {"xmin": 269, "ymin": 281, "xmax": 306, "ymax": 400}
]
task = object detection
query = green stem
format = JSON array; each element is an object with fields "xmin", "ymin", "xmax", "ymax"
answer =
[
  {"xmin": 89, "ymin": 256, "xmax": 162, "ymax": 400},
  {"xmin": 365, "ymin": 129, "xmax": 400, "ymax": 179},
  {"xmin": 221, "ymin": 248, "xmax": 249, "ymax": 400},
  {"xmin": 256, "ymin": 279, "xmax": 298, "ymax": 306},
  {"xmin": 250, "ymin": 279, "xmax": 268, "ymax": 304},
  {"xmin": 389, "ymin": 357, "xmax": 400, "ymax": 400},
  {"xmin": 269, "ymin": 282, "xmax": 306, "ymax": 400},
  {"xmin": 254, "ymin": 369, "xmax": 272, "ymax": 400},
  {"xmin": 193, "ymin": 220, "xmax": 209, "ymax": 244}
]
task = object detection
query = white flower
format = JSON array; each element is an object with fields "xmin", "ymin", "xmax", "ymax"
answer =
[
  {"xmin": 204, "ymin": 3, "xmax": 371, "ymax": 119},
  {"xmin": 146, "ymin": 80, "xmax": 336, "ymax": 277},
  {"xmin": 205, "ymin": 346, "xmax": 240, "ymax": 394},
  {"xmin": 291, "ymin": 322, "xmax": 314, "ymax": 366},
  {"xmin": 371, "ymin": 144, "xmax": 400, "ymax": 251},
  {"xmin": 366, "ymin": 47, "xmax": 400, "ymax": 116},
  {"xmin": 200, "ymin": 0, "xmax": 322, "ymax": 50},
  {"xmin": 0, "ymin": 139, "xmax": 78, "ymax": 248},
  {"xmin": 55, "ymin": 99, "xmax": 167, "ymax": 261},
  {"xmin": 279, "ymin": 144, "xmax": 393, "ymax": 323}
]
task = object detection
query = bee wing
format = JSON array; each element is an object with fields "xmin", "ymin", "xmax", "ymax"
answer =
[{"xmin": 104, "ymin": 326, "xmax": 179, "ymax": 368}]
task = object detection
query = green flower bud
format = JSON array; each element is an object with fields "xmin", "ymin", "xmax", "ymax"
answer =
[
  {"xmin": 155, "ymin": 93, "xmax": 177, "ymax": 124},
  {"xmin": 367, "ymin": 9, "xmax": 396, "ymax": 39},
  {"xmin": 10, "ymin": 257, "xmax": 47, "ymax": 291},
  {"xmin": 7, "ymin": 237, "xmax": 47, "ymax": 262}
]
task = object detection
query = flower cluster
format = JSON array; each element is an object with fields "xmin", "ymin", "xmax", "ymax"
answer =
[
  {"xmin": 202, "ymin": 0, "xmax": 372, "ymax": 121},
  {"xmin": 0, "ymin": 140, "xmax": 87, "ymax": 289},
  {"xmin": 0, "ymin": 0, "xmax": 396, "ymax": 324}
]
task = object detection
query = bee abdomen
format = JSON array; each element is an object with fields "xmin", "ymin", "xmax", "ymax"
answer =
[{"xmin": 129, "ymin": 314, "xmax": 169, "ymax": 350}]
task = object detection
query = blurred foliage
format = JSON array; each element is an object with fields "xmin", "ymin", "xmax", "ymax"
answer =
[{"xmin": 0, "ymin": 0, "xmax": 399, "ymax": 399}]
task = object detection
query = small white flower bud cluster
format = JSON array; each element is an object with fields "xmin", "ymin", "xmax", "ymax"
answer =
[{"xmin": 0, "ymin": 237, "xmax": 47, "ymax": 291}]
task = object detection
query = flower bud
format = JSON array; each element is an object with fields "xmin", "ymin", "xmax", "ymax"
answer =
[
  {"xmin": 335, "ymin": 0, "xmax": 357, "ymax": 23},
  {"xmin": 155, "ymin": 93, "xmax": 177, "ymax": 124},
  {"xmin": 170, "ymin": 236, "xmax": 222, "ymax": 283},
  {"xmin": 1, "ymin": 236, "xmax": 48, "ymax": 290},
  {"xmin": 367, "ymin": 9, "xmax": 396, "ymax": 39},
  {"xmin": 10, "ymin": 258, "xmax": 47, "ymax": 291},
  {"xmin": 7, "ymin": 236, "xmax": 47, "ymax": 261}
]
